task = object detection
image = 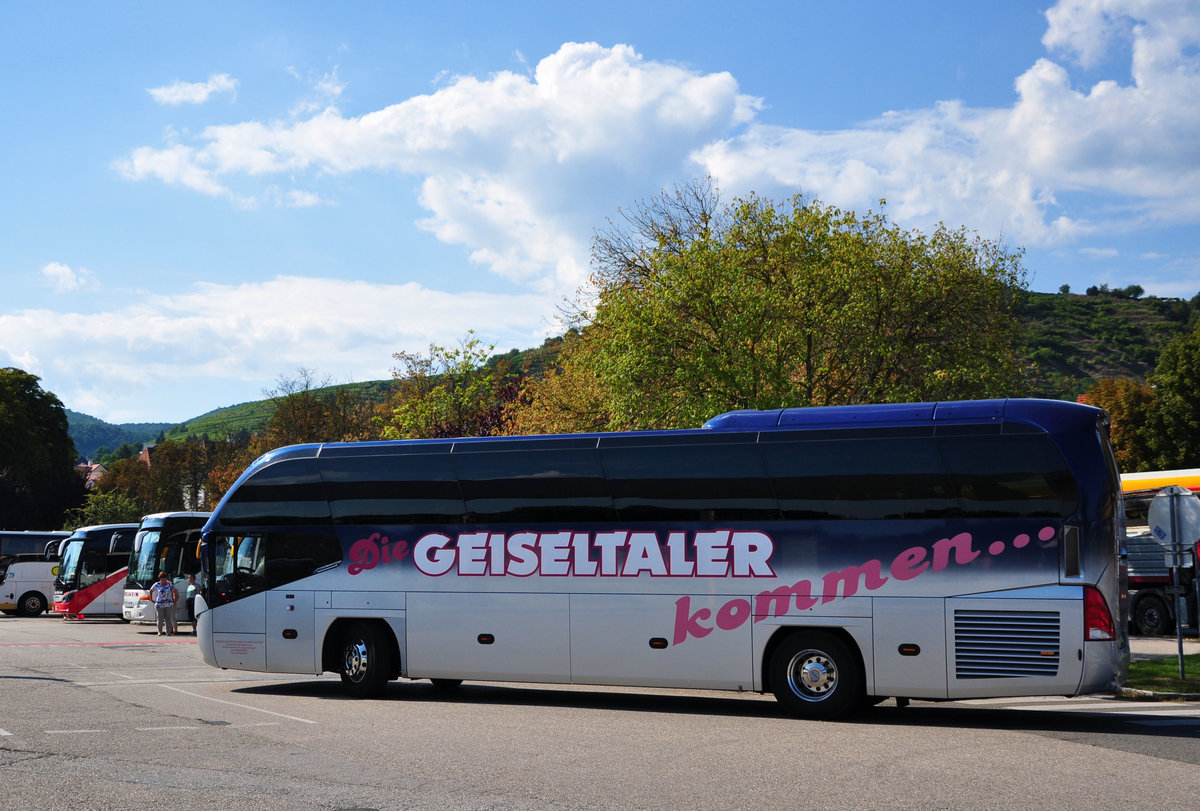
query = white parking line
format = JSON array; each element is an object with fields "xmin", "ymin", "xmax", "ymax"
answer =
[
  {"xmin": 158, "ymin": 684, "xmax": 316, "ymax": 724},
  {"xmin": 135, "ymin": 725, "xmax": 201, "ymax": 731},
  {"xmin": 0, "ymin": 729, "xmax": 11, "ymax": 736},
  {"xmin": 46, "ymin": 729, "xmax": 102, "ymax": 734}
]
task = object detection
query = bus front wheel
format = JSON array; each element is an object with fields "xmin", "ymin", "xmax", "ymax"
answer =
[
  {"xmin": 17, "ymin": 592, "xmax": 46, "ymax": 617},
  {"xmin": 769, "ymin": 631, "xmax": 862, "ymax": 719},
  {"xmin": 339, "ymin": 622, "xmax": 392, "ymax": 698}
]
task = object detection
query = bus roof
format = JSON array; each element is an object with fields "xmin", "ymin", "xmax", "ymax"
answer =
[
  {"xmin": 138, "ymin": 512, "xmax": 211, "ymax": 526},
  {"xmin": 223, "ymin": 398, "xmax": 1104, "ymax": 489},
  {"xmin": 702, "ymin": 398, "xmax": 1100, "ymax": 431}
]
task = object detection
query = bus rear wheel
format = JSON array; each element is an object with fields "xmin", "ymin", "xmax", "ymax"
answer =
[
  {"xmin": 17, "ymin": 592, "xmax": 46, "ymax": 617},
  {"xmin": 339, "ymin": 621, "xmax": 392, "ymax": 698},
  {"xmin": 769, "ymin": 631, "xmax": 862, "ymax": 719}
]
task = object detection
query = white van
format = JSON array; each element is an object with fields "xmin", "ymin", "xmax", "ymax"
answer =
[{"xmin": 0, "ymin": 557, "xmax": 59, "ymax": 616}]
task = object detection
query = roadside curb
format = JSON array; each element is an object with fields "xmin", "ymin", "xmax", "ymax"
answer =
[{"xmin": 1115, "ymin": 687, "xmax": 1200, "ymax": 702}]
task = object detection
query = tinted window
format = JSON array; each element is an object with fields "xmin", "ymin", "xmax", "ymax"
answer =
[
  {"xmin": 600, "ymin": 435, "xmax": 777, "ymax": 521},
  {"xmin": 760, "ymin": 427, "xmax": 1077, "ymax": 520},
  {"xmin": 222, "ymin": 459, "xmax": 332, "ymax": 526},
  {"xmin": 761, "ymin": 433, "xmax": 956, "ymax": 520},
  {"xmin": 454, "ymin": 447, "xmax": 615, "ymax": 523},
  {"xmin": 263, "ymin": 533, "xmax": 342, "ymax": 589},
  {"xmin": 940, "ymin": 433, "xmax": 1077, "ymax": 518},
  {"xmin": 321, "ymin": 454, "xmax": 464, "ymax": 525}
]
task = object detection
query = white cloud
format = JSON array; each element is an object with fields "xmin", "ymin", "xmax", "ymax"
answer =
[
  {"xmin": 148, "ymin": 73, "xmax": 239, "ymax": 105},
  {"xmin": 696, "ymin": 0, "xmax": 1200, "ymax": 247},
  {"xmin": 0, "ymin": 275, "xmax": 555, "ymax": 423},
  {"xmin": 118, "ymin": 43, "xmax": 759, "ymax": 298},
  {"xmin": 117, "ymin": 6, "xmax": 1200, "ymax": 296},
  {"xmin": 40, "ymin": 262, "xmax": 97, "ymax": 292}
]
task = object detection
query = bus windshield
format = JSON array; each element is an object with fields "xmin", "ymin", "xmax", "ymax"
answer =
[
  {"xmin": 56, "ymin": 541, "xmax": 83, "ymax": 587},
  {"xmin": 129, "ymin": 531, "xmax": 162, "ymax": 587}
]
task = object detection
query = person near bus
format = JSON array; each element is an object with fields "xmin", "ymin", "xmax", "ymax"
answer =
[
  {"xmin": 185, "ymin": 574, "xmax": 198, "ymax": 634},
  {"xmin": 149, "ymin": 572, "xmax": 178, "ymax": 636}
]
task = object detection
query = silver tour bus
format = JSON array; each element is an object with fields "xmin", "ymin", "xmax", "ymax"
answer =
[{"xmin": 196, "ymin": 399, "xmax": 1127, "ymax": 719}]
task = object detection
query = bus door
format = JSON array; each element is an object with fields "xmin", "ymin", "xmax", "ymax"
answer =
[
  {"xmin": 209, "ymin": 534, "xmax": 266, "ymax": 670},
  {"xmin": 266, "ymin": 589, "xmax": 316, "ymax": 673}
]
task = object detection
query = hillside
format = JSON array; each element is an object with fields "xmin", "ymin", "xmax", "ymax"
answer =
[
  {"xmin": 1018, "ymin": 290, "xmax": 1197, "ymax": 398},
  {"xmin": 66, "ymin": 293, "xmax": 1198, "ymax": 455},
  {"xmin": 66, "ymin": 410, "xmax": 173, "ymax": 460}
]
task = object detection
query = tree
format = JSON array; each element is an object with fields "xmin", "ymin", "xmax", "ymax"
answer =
[
  {"xmin": 62, "ymin": 489, "xmax": 144, "ymax": 529},
  {"xmin": 579, "ymin": 182, "xmax": 1029, "ymax": 429},
  {"xmin": 0, "ymin": 368, "xmax": 85, "ymax": 528},
  {"xmin": 1080, "ymin": 377, "xmax": 1159, "ymax": 472},
  {"xmin": 502, "ymin": 331, "xmax": 614, "ymax": 435},
  {"xmin": 260, "ymin": 368, "xmax": 378, "ymax": 448},
  {"xmin": 1149, "ymin": 321, "xmax": 1200, "ymax": 468},
  {"xmin": 379, "ymin": 333, "xmax": 518, "ymax": 439}
]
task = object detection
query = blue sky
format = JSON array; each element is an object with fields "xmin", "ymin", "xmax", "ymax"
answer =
[{"xmin": 2, "ymin": 0, "xmax": 1198, "ymax": 424}]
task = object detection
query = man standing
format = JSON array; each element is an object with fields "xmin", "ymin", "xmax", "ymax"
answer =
[
  {"xmin": 149, "ymin": 571, "xmax": 178, "ymax": 636},
  {"xmin": 185, "ymin": 574, "xmax": 198, "ymax": 634}
]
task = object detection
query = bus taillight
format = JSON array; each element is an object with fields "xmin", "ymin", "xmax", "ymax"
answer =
[{"xmin": 1084, "ymin": 585, "xmax": 1115, "ymax": 641}]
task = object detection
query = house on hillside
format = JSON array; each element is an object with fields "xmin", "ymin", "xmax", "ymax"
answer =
[{"xmin": 75, "ymin": 462, "xmax": 108, "ymax": 490}]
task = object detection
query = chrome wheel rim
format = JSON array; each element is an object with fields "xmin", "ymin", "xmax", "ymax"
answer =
[
  {"xmin": 785, "ymin": 648, "xmax": 838, "ymax": 702},
  {"xmin": 343, "ymin": 639, "xmax": 369, "ymax": 683}
]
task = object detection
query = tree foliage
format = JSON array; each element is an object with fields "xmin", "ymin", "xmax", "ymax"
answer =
[
  {"xmin": 1080, "ymin": 377, "xmax": 1159, "ymax": 472},
  {"xmin": 0, "ymin": 368, "xmax": 85, "ymax": 529},
  {"xmin": 62, "ymin": 489, "xmax": 145, "ymax": 529},
  {"xmin": 1148, "ymin": 320, "xmax": 1200, "ymax": 468},
  {"xmin": 579, "ymin": 181, "xmax": 1029, "ymax": 429},
  {"xmin": 379, "ymin": 333, "xmax": 518, "ymax": 439},
  {"xmin": 259, "ymin": 368, "xmax": 378, "ymax": 449},
  {"xmin": 502, "ymin": 331, "xmax": 613, "ymax": 435}
]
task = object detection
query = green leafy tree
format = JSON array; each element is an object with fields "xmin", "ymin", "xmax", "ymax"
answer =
[
  {"xmin": 62, "ymin": 489, "xmax": 144, "ymax": 528},
  {"xmin": 0, "ymin": 368, "xmax": 85, "ymax": 528},
  {"xmin": 379, "ymin": 332, "xmax": 517, "ymax": 439},
  {"xmin": 1148, "ymin": 321, "xmax": 1200, "ymax": 468},
  {"xmin": 581, "ymin": 181, "xmax": 1029, "ymax": 429}
]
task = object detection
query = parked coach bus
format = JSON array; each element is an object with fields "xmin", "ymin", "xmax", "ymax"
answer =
[
  {"xmin": 124, "ymin": 512, "xmax": 209, "ymax": 624},
  {"xmin": 1, "ymin": 555, "xmax": 59, "ymax": 616},
  {"xmin": 196, "ymin": 399, "xmax": 1127, "ymax": 719},
  {"xmin": 0, "ymin": 531, "xmax": 69, "ymax": 559},
  {"xmin": 53, "ymin": 524, "xmax": 139, "ymax": 618}
]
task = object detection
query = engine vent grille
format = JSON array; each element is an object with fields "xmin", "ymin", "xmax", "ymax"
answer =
[{"xmin": 953, "ymin": 609, "xmax": 1061, "ymax": 679}]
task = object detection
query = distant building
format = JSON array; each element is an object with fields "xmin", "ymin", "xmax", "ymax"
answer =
[{"xmin": 75, "ymin": 462, "xmax": 108, "ymax": 490}]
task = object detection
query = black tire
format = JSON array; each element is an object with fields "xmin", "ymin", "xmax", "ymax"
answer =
[
  {"xmin": 1134, "ymin": 594, "xmax": 1170, "ymax": 636},
  {"xmin": 430, "ymin": 678, "xmax": 463, "ymax": 690},
  {"xmin": 339, "ymin": 621, "xmax": 392, "ymax": 698},
  {"xmin": 769, "ymin": 631, "xmax": 863, "ymax": 719},
  {"xmin": 16, "ymin": 592, "xmax": 46, "ymax": 617}
]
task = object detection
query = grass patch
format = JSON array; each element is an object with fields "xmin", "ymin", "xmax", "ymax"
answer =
[{"xmin": 1125, "ymin": 654, "xmax": 1200, "ymax": 693}]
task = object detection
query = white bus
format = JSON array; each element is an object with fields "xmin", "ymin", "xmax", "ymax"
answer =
[
  {"xmin": 123, "ymin": 512, "xmax": 209, "ymax": 625},
  {"xmin": 197, "ymin": 399, "xmax": 1128, "ymax": 718},
  {"xmin": 53, "ymin": 524, "xmax": 139, "ymax": 619},
  {"xmin": 1, "ymin": 556, "xmax": 59, "ymax": 616},
  {"xmin": 0, "ymin": 530, "xmax": 70, "ymax": 559}
]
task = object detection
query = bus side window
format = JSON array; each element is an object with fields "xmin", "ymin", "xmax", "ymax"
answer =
[{"xmin": 261, "ymin": 533, "xmax": 342, "ymax": 589}]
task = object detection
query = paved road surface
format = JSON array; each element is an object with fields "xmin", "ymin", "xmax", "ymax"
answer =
[{"xmin": 3, "ymin": 616, "xmax": 1200, "ymax": 809}]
